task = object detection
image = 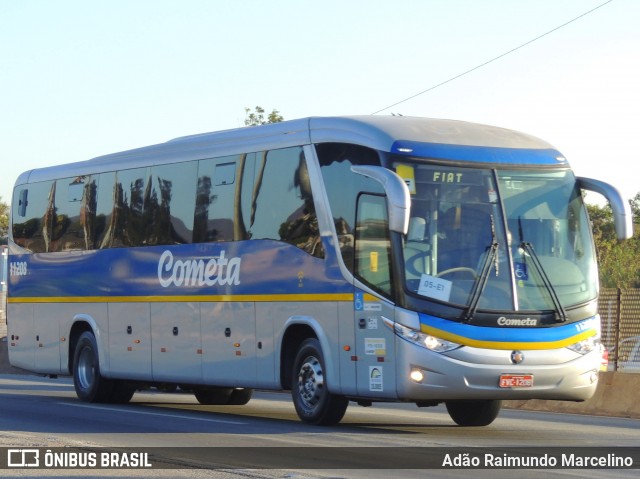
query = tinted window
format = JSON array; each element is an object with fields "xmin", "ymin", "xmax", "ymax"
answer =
[
  {"xmin": 194, "ymin": 155, "xmax": 248, "ymax": 243},
  {"xmin": 12, "ymin": 181, "xmax": 56, "ymax": 253},
  {"xmin": 146, "ymin": 162, "xmax": 197, "ymax": 245},
  {"xmin": 106, "ymin": 168, "xmax": 148, "ymax": 247},
  {"xmin": 355, "ymin": 194, "xmax": 392, "ymax": 297},
  {"xmin": 249, "ymin": 147, "xmax": 323, "ymax": 257},
  {"xmin": 317, "ymin": 143, "xmax": 382, "ymax": 270},
  {"xmin": 94, "ymin": 172, "xmax": 115, "ymax": 248},
  {"xmin": 49, "ymin": 176, "xmax": 93, "ymax": 252}
]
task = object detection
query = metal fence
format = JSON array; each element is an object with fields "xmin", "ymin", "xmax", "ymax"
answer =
[{"xmin": 599, "ymin": 288, "xmax": 640, "ymax": 372}]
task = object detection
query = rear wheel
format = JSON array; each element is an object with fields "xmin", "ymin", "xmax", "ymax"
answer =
[
  {"xmin": 73, "ymin": 331, "xmax": 113, "ymax": 403},
  {"xmin": 227, "ymin": 388, "xmax": 253, "ymax": 405},
  {"xmin": 445, "ymin": 399, "xmax": 502, "ymax": 426},
  {"xmin": 291, "ymin": 338, "xmax": 348, "ymax": 426},
  {"xmin": 193, "ymin": 387, "xmax": 233, "ymax": 405}
]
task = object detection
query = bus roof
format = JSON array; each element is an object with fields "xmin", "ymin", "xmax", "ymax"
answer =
[{"xmin": 14, "ymin": 116, "xmax": 564, "ymax": 187}]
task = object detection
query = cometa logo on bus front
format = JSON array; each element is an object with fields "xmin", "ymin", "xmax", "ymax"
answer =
[
  {"xmin": 157, "ymin": 250, "xmax": 242, "ymax": 288},
  {"xmin": 497, "ymin": 316, "xmax": 538, "ymax": 326}
]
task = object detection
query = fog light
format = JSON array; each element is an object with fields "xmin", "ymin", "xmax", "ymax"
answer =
[{"xmin": 410, "ymin": 369, "xmax": 424, "ymax": 383}]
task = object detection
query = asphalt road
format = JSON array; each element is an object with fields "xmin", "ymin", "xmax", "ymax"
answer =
[{"xmin": 0, "ymin": 373, "xmax": 639, "ymax": 479}]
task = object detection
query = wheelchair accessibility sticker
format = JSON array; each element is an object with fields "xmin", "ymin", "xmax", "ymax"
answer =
[{"xmin": 354, "ymin": 292, "xmax": 382, "ymax": 312}]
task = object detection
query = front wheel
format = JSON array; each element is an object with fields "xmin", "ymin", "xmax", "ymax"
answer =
[
  {"xmin": 291, "ymin": 338, "xmax": 348, "ymax": 426},
  {"xmin": 73, "ymin": 331, "xmax": 113, "ymax": 403},
  {"xmin": 445, "ymin": 399, "xmax": 502, "ymax": 426},
  {"xmin": 109, "ymin": 381, "xmax": 136, "ymax": 404}
]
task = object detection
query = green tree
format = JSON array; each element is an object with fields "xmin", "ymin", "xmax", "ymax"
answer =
[
  {"xmin": 630, "ymin": 192, "xmax": 640, "ymax": 224},
  {"xmin": 0, "ymin": 196, "xmax": 8, "ymax": 244},
  {"xmin": 587, "ymin": 199, "xmax": 640, "ymax": 288},
  {"xmin": 244, "ymin": 106, "xmax": 284, "ymax": 126}
]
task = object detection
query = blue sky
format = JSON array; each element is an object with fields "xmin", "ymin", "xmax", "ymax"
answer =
[{"xmin": 1, "ymin": 0, "xmax": 638, "ymax": 205}]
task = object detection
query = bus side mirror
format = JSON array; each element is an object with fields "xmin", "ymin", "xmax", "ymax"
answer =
[
  {"xmin": 351, "ymin": 165, "xmax": 410, "ymax": 234},
  {"xmin": 577, "ymin": 177, "xmax": 633, "ymax": 240}
]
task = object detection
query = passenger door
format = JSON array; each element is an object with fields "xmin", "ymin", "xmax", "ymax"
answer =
[{"xmin": 353, "ymin": 194, "xmax": 396, "ymax": 398}]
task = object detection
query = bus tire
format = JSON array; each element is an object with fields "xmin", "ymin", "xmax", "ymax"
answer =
[
  {"xmin": 291, "ymin": 338, "xmax": 348, "ymax": 426},
  {"xmin": 227, "ymin": 388, "xmax": 253, "ymax": 405},
  {"xmin": 445, "ymin": 399, "xmax": 502, "ymax": 426},
  {"xmin": 72, "ymin": 331, "xmax": 113, "ymax": 403},
  {"xmin": 193, "ymin": 388, "xmax": 232, "ymax": 405},
  {"xmin": 109, "ymin": 381, "xmax": 136, "ymax": 404}
]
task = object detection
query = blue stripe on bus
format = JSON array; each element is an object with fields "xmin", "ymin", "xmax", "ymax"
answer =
[
  {"xmin": 8, "ymin": 241, "xmax": 352, "ymax": 299},
  {"xmin": 391, "ymin": 141, "xmax": 566, "ymax": 165}
]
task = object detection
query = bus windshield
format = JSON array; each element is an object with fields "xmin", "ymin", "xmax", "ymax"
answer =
[{"xmin": 397, "ymin": 162, "xmax": 597, "ymax": 313}]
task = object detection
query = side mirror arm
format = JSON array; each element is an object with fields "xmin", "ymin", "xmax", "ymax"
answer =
[{"xmin": 578, "ymin": 177, "xmax": 633, "ymax": 240}]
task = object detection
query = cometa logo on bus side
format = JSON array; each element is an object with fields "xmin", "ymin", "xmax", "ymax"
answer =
[{"xmin": 157, "ymin": 250, "xmax": 242, "ymax": 288}]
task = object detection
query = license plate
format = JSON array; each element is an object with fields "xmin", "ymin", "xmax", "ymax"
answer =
[{"xmin": 499, "ymin": 374, "xmax": 533, "ymax": 388}]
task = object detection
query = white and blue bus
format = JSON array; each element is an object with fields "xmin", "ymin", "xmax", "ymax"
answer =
[{"xmin": 7, "ymin": 116, "xmax": 632, "ymax": 426}]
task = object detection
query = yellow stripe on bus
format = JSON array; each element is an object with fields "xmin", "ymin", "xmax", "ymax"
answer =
[{"xmin": 8, "ymin": 293, "xmax": 355, "ymax": 304}]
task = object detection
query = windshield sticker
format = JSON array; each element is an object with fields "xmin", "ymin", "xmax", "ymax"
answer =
[
  {"xmin": 514, "ymin": 262, "xmax": 529, "ymax": 281},
  {"xmin": 396, "ymin": 164, "xmax": 416, "ymax": 194},
  {"xmin": 417, "ymin": 274, "xmax": 452, "ymax": 302}
]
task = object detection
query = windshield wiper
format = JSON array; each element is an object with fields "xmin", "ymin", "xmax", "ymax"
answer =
[
  {"xmin": 463, "ymin": 215, "xmax": 499, "ymax": 322},
  {"xmin": 516, "ymin": 216, "xmax": 568, "ymax": 322},
  {"xmin": 521, "ymin": 241, "xmax": 568, "ymax": 322}
]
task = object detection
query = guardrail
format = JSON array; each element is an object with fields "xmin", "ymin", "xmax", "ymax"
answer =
[{"xmin": 505, "ymin": 371, "xmax": 640, "ymax": 419}]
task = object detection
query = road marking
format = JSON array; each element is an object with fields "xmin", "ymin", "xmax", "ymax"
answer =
[{"xmin": 58, "ymin": 401, "xmax": 247, "ymax": 425}]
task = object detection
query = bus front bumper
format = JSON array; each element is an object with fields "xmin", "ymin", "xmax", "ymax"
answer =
[{"xmin": 395, "ymin": 339, "xmax": 600, "ymax": 402}]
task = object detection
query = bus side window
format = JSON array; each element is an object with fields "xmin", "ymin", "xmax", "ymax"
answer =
[
  {"xmin": 95, "ymin": 172, "xmax": 116, "ymax": 249},
  {"xmin": 248, "ymin": 147, "xmax": 323, "ymax": 258},
  {"xmin": 194, "ymin": 155, "xmax": 248, "ymax": 243},
  {"xmin": 317, "ymin": 143, "xmax": 383, "ymax": 271},
  {"xmin": 45, "ymin": 176, "xmax": 94, "ymax": 252},
  {"xmin": 146, "ymin": 161, "xmax": 197, "ymax": 246},
  {"xmin": 11, "ymin": 181, "xmax": 55, "ymax": 253},
  {"xmin": 355, "ymin": 194, "xmax": 392, "ymax": 297}
]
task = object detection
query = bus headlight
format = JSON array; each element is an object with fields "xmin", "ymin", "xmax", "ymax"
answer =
[
  {"xmin": 566, "ymin": 336, "xmax": 598, "ymax": 355},
  {"xmin": 394, "ymin": 323, "xmax": 461, "ymax": 353}
]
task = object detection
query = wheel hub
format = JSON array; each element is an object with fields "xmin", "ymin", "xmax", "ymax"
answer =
[
  {"xmin": 297, "ymin": 357, "xmax": 324, "ymax": 407},
  {"xmin": 77, "ymin": 346, "xmax": 95, "ymax": 390}
]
